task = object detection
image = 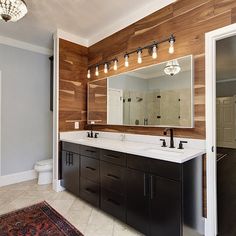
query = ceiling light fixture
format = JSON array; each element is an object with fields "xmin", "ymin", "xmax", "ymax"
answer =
[
  {"xmin": 87, "ymin": 69, "xmax": 91, "ymax": 79},
  {"xmin": 137, "ymin": 49, "xmax": 142, "ymax": 64},
  {"xmin": 113, "ymin": 59, "xmax": 118, "ymax": 71},
  {"xmin": 95, "ymin": 66, "xmax": 99, "ymax": 77},
  {"xmin": 104, "ymin": 63, "xmax": 109, "ymax": 74},
  {"xmin": 124, "ymin": 54, "xmax": 129, "ymax": 67},
  {"xmin": 152, "ymin": 44, "xmax": 158, "ymax": 59},
  {"xmin": 0, "ymin": 0, "xmax": 28, "ymax": 22},
  {"xmin": 169, "ymin": 34, "xmax": 175, "ymax": 54},
  {"xmin": 87, "ymin": 34, "xmax": 175, "ymax": 78},
  {"xmin": 164, "ymin": 59, "xmax": 181, "ymax": 76}
]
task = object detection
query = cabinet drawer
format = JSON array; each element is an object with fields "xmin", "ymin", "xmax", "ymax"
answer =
[
  {"xmin": 101, "ymin": 188, "xmax": 126, "ymax": 222},
  {"xmin": 100, "ymin": 161, "xmax": 126, "ymax": 194},
  {"xmin": 149, "ymin": 158, "xmax": 181, "ymax": 181},
  {"xmin": 80, "ymin": 177, "xmax": 100, "ymax": 207},
  {"xmin": 100, "ymin": 149, "xmax": 126, "ymax": 166},
  {"xmin": 80, "ymin": 145, "xmax": 100, "ymax": 159},
  {"xmin": 62, "ymin": 142, "xmax": 80, "ymax": 154},
  {"xmin": 81, "ymin": 156, "xmax": 99, "ymax": 183},
  {"xmin": 127, "ymin": 154, "xmax": 149, "ymax": 172}
]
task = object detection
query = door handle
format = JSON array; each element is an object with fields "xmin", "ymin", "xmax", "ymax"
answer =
[
  {"xmin": 150, "ymin": 175, "xmax": 154, "ymax": 199},
  {"xmin": 144, "ymin": 174, "xmax": 148, "ymax": 197},
  {"xmin": 68, "ymin": 153, "xmax": 73, "ymax": 166},
  {"xmin": 85, "ymin": 188, "xmax": 96, "ymax": 194},
  {"xmin": 86, "ymin": 166, "xmax": 96, "ymax": 171},
  {"xmin": 107, "ymin": 174, "xmax": 120, "ymax": 180},
  {"xmin": 104, "ymin": 154, "xmax": 120, "ymax": 159},
  {"xmin": 66, "ymin": 152, "xmax": 69, "ymax": 165},
  {"xmin": 107, "ymin": 198, "xmax": 120, "ymax": 206},
  {"xmin": 86, "ymin": 149, "xmax": 96, "ymax": 153}
]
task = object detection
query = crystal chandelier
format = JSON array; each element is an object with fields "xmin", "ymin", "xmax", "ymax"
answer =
[
  {"xmin": 0, "ymin": 0, "xmax": 28, "ymax": 22},
  {"xmin": 164, "ymin": 59, "xmax": 181, "ymax": 76}
]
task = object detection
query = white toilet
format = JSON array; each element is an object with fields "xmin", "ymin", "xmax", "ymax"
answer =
[{"xmin": 34, "ymin": 159, "xmax": 53, "ymax": 185}]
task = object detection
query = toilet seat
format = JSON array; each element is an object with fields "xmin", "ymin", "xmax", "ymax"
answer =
[
  {"xmin": 34, "ymin": 158, "xmax": 53, "ymax": 185},
  {"xmin": 36, "ymin": 159, "xmax": 53, "ymax": 166}
]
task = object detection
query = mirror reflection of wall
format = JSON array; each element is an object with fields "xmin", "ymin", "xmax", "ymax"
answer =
[
  {"xmin": 88, "ymin": 55, "xmax": 194, "ymax": 128},
  {"xmin": 108, "ymin": 55, "xmax": 193, "ymax": 127}
]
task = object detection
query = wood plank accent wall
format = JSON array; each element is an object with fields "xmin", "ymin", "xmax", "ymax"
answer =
[
  {"xmin": 59, "ymin": 39, "xmax": 88, "ymax": 131},
  {"xmin": 87, "ymin": 0, "xmax": 236, "ymax": 139}
]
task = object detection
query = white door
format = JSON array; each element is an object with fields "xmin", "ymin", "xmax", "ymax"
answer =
[
  {"xmin": 108, "ymin": 89, "xmax": 123, "ymax": 125},
  {"xmin": 216, "ymin": 96, "xmax": 236, "ymax": 148}
]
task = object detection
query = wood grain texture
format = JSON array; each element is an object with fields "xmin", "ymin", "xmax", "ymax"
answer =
[
  {"xmin": 59, "ymin": 39, "xmax": 88, "ymax": 131},
  {"xmin": 87, "ymin": 0, "xmax": 235, "ymax": 139},
  {"xmin": 88, "ymin": 79, "xmax": 107, "ymax": 124}
]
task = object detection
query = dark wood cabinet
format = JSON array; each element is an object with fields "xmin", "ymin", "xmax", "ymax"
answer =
[
  {"xmin": 61, "ymin": 150, "xmax": 80, "ymax": 196},
  {"xmin": 126, "ymin": 168, "xmax": 149, "ymax": 235},
  {"xmin": 61, "ymin": 141, "xmax": 202, "ymax": 236},
  {"xmin": 149, "ymin": 175, "xmax": 181, "ymax": 236}
]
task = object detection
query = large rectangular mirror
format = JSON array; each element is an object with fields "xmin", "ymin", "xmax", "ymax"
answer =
[{"xmin": 88, "ymin": 55, "xmax": 194, "ymax": 128}]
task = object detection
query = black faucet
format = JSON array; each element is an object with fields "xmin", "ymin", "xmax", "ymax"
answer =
[
  {"xmin": 87, "ymin": 125, "xmax": 94, "ymax": 138},
  {"xmin": 163, "ymin": 128, "xmax": 175, "ymax": 148}
]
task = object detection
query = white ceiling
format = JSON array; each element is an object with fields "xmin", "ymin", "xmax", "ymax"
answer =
[
  {"xmin": 217, "ymin": 36, "xmax": 236, "ymax": 81},
  {"xmin": 0, "ymin": 0, "xmax": 175, "ymax": 50}
]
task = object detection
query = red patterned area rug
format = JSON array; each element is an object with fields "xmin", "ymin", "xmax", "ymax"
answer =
[{"xmin": 0, "ymin": 201, "xmax": 83, "ymax": 236}]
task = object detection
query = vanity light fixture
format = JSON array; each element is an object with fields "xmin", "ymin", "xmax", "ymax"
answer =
[
  {"xmin": 113, "ymin": 59, "xmax": 118, "ymax": 71},
  {"xmin": 152, "ymin": 44, "xmax": 158, "ymax": 59},
  {"xmin": 164, "ymin": 59, "xmax": 181, "ymax": 76},
  {"xmin": 95, "ymin": 66, "xmax": 99, "ymax": 76},
  {"xmin": 169, "ymin": 34, "xmax": 175, "ymax": 54},
  {"xmin": 0, "ymin": 0, "xmax": 28, "ymax": 22},
  {"xmin": 137, "ymin": 49, "xmax": 142, "ymax": 64},
  {"xmin": 124, "ymin": 54, "xmax": 129, "ymax": 67},
  {"xmin": 104, "ymin": 63, "xmax": 109, "ymax": 74},
  {"xmin": 87, "ymin": 34, "xmax": 175, "ymax": 78},
  {"xmin": 87, "ymin": 69, "xmax": 91, "ymax": 79}
]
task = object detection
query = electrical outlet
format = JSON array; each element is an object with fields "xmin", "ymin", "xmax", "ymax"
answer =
[{"xmin": 74, "ymin": 121, "xmax": 79, "ymax": 129}]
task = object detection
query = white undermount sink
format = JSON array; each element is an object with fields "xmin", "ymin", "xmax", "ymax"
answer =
[{"xmin": 144, "ymin": 148, "xmax": 183, "ymax": 156}]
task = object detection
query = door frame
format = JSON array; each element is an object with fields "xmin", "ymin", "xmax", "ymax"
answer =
[
  {"xmin": 205, "ymin": 23, "xmax": 236, "ymax": 236},
  {"xmin": 0, "ymin": 71, "xmax": 1, "ymax": 176}
]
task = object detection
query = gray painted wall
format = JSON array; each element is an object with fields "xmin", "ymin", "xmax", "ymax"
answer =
[{"xmin": 0, "ymin": 44, "xmax": 53, "ymax": 176}]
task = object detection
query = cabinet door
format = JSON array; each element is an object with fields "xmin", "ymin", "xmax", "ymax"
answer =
[
  {"xmin": 126, "ymin": 168, "xmax": 149, "ymax": 235},
  {"xmin": 149, "ymin": 175, "xmax": 181, "ymax": 236},
  {"xmin": 62, "ymin": 151, "xmax": 79, "ymax": 196}
]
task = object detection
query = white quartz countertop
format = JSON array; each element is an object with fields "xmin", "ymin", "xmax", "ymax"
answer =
[{"xmin": 60, "ymin": 136, "xmax": 205, "ymax": 164}]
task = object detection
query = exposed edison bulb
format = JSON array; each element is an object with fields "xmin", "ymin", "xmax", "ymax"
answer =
[
  {"xmin": 95, "ymin": 66, "xmax": 99, "ymax": 76},
  {"xmin": 114, "ymin": 59, "xmax": 118, "ymax": 71},
  {"xmin": 104, "ymin": 63, "xmax": 108, "ymax": 74},
  {"xmin": 87, "ymin": 69, "xmax": 91, "ymax": 79},
  {"xmin": 152, "ymin": 44, "xmax": 157, "ymax": 59},
  {"xmin": 137, "ymin": 50, "xmax": 142, "ymax": 64},
  {"xmin": 124, "ymin": 54, "xmax": 129, "ymax": 67},
  {"xmin": 169, "ymin": 37, "xmax": 175, "ymax": 54}
]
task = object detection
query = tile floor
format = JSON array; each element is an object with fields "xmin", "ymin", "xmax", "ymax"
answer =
[{"xmin": 0, "ymin": 180, "xmax": 143, "ymax": 236}]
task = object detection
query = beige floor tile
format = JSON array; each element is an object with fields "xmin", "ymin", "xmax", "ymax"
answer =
[
  {"xmin": 113, "ymin": 220, "xmax": 143, "ymax": 236},
  {"xmin": 0, "ymin": 180, "xmax": 142, "ymax": 236}
]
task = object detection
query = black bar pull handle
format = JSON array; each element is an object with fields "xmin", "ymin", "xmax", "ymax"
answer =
[
  {"xmin": 86, "ymin": 149, "xmax": 96, "ymax": 153},
  {"xmin": 86, "ymin": 166, "xmax": 96, "ymax": 171},
  {"xmin": 104, "ymin": 154, "xmax": 120, "ymax": 159},
  {"xmin": 150, "ymin": 175, "xmax": 154, "ymax": 199},
  {"xmin": 107, "ymin": 174, "xmax": 120, "ymax": 180},
  {"xmin": 85, "ymin": 188, "xmax": 96, "ymax": 194},
  {"xmin": 144, "ymin": 174, "xmax": 147, "ymax": 197},
  {"xmin": 66, "ymin": 152, "xmax": 69, "ymax": 165},
  {"xmin": 107, "ymin": 198, "xmax": 120, "ymax": 206}
]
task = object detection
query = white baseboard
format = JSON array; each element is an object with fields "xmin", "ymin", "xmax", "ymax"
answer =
[
  {"xmin": 0, "ymin": 169, "xmax": 37, "ymax": 187},
  {"xmin": 53, "ymin": 179, "xmax": 65, "ymax": 192}
]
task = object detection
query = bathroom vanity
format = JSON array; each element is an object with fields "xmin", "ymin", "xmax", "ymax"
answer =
[{"xmin": 60, "ymin": 134, "xmax": 205, "ymax": 236}]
